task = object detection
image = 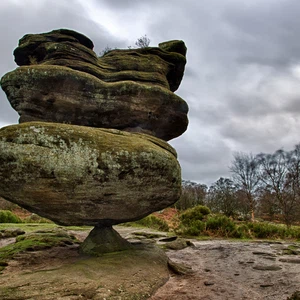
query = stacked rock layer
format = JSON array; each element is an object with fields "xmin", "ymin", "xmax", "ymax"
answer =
[
  {"xmin": 1, "ymin": 29, "xmax": 188, "ymax": 141},
  {"xmin": 0, "ymin": 29, "xmax": 188, "ymax": 234}
]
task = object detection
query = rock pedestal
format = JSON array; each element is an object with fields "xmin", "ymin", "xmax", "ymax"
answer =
[
  {"xmin": 0, "ymin": 29, "xmax": 189, "ymax": 254},
  {"xmin": 79, "ymin": 226, "xmax": 133, "ymax": 255}
]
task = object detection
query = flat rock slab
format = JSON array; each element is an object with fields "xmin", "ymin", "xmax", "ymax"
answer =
[
  {"xmin": 279, "ymin": 258, "xmax": 300, "ymax": 264},
  {"xmin": 151, "ymin": 240, "xmax": 300, "ymax": 300},
  {"xmin": 0, "ymin": 243, "xmax": 169, "ymax": 300},
  {"xmin": 252, "ymin": 264, "xmax": 282, "ymax": 271}
]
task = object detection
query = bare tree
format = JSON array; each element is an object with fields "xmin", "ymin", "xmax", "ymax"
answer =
[
  {"xmin": 257, "ymin": 148, "xmax": 300, "ymax": 226},
  {"xmin": 135, "ymin": 34, "xmax": 150, "ymax": 48},
  {"xmin": 175, "ymin": 180, "xmax": 207, "ymax": 210},
  {"xmin": 99, "ymin": 45, "xmax": 113, "ymax": 57},
  {"xmin": 230, "ymin": 152, "xmax": 260, "ymax": 222},
  {"xmin": 256, "ymin": 188, "xmax": 280, "ymax": 221}
]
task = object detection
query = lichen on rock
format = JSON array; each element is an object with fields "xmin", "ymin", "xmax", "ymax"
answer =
[{"xmin": 0, "ymin": 122, "xmax": 181, "ymax": 227}]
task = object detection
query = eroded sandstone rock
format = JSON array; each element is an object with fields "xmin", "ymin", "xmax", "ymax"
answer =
[
  {"xmin": 1, "ymin": 29, "xmax": 188, "ymax": 141},
  {"xmin": 0, "ymin": 122, "xmax": 181, "ymax": 226}
]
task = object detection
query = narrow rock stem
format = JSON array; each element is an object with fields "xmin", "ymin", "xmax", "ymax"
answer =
[{"xmin": 79, "ymin": 226, "xmax": 133, "ymax": 255}]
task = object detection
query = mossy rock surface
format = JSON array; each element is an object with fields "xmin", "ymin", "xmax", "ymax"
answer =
[
  {"xmin": 0, "ymin": 122, "xmax": 181, "ymax": 226},
  {"xmin": 0, "ymin": 228, "xmax": 78, "ymax": 264},
  {"xmin": 1, "ymin": 29, "xmax": 188, "ymax": 141},
  {"xmin": 0, "ymin": 242, "xmax": 169, "ymax": 300}
]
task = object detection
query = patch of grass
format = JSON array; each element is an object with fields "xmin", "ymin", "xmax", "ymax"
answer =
[
  {"xmin": 0, "ymin": 210, "xmax": 21, "ymax": 223},
  {"xmin": 124, "ymin": 215, "xmax": 169, "ymax": 232},
  {"xmin": 22, "ymin": 214, "xmax": 53, "ymax": 224},
  {"xmin": 0, "ymin": 223, "xmax": 58, "ymax": 233},
  {"xmin": 0, "ymin": 223, "xmax": 90, "ymax": 233}
]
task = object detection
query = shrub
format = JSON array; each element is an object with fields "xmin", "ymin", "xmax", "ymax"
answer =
[
  {"xmin": 99, "ymin": 45, "xmax": 114, "ymax": 57},
  {"xmin": 135, "ymin": 35, "xmax": 150, "ymax": 48},
  {"xmin": 235, "ymin": 224, "xmax": 252, "ymax": 239},
  {"xmin": 206, "ymin": 215, "xmax": 237, "ymax": 237},
  {"xmin": 246, "ymin": 222, "xmax": 285, "ymax": 239},
  {"xmin": 176, "ymin": 205, "xmax": 211, "ymax": 236},
  {"xmin": 180, "ymin": 205, "xmax": 210, "ymax": 227},
  {"xmin": 180, "ymin": 220, "xmax": 205, "ymax": 236},
  {"xmin": 0, "ymin": 210, "xmax": 21, "ymax": 223},
  {"xmin": 290, "ymin": 227, "xmax": 300, "ymax": 239}
]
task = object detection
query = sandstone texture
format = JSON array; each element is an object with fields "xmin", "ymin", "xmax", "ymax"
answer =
[
  {"xmin": 0, "ymin": 122, "xmax": 181, "ymax": 226},
  {"xmin": 0, "ymin": 227, "xmax": 170, "ymax": 300},
  {"xmin": 1, "ymin": 29, "xmax": 188, "ymax": 141}
]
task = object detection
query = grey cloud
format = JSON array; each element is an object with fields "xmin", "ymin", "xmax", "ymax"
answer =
[
  {"xmin": 221, "ymin": 1, "xmax": 300, "ymax": 68},
  {"xmin": 170, "ymin": 120, "xmax": 233, "ymax": 185},
  {"xmin": 220, "ymin": 113, "xmax": 300, "ymax": 153},
  {"xmin": 284, "ymin": 97, "xmax": 300, "ymax": 114},
  {"xmin": 94, "ymin": 0, "xmax": 149, "ymax": 9},
  {"xmin": 225, "ymin": 94, "xmax": 277, "ymax": 118},
  {"xmin": 0, "ymin": 0, "xmax": 124, "ymax": 125}
]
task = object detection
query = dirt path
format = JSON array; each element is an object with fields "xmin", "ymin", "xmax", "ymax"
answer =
[{"xmin": 151, "ymin": 240, "xmax": 300, "ymax": 300}]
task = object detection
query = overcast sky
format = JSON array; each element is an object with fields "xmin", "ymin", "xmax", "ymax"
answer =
[{"xmin": 1, "ymin": 0, "xmax": 300, "ymax": 186}]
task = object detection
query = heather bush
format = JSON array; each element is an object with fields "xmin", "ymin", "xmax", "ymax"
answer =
[
  {"xmin": 0, "ymin": 210, "xmax": 21, "ymax": 223},
  {"xmin": 205, "ymin": 215, "xmax": 237, "ymax": 237},
  {"xmin": 180, "ymin": 205, "xmax": 210, "ymax": 226},
  {"xmin": 246, "ymin": 222, "xmax": 300, "ymax": 239},
  {"xmin": 177, "ymin": 205, "xmax": 210, "ymax": 236},
  {"xmin": 177, "ymin": 206, "xmax": 300, "ymax": 239}
]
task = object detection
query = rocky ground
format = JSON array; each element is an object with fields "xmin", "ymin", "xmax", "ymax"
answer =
[
  {"xmin": 151, "ymin": 239, "xmax": 300, "ymax": 300},
  {"xmin": 0, "ymin": 225, "xmax": 299, "ymax": 299}
]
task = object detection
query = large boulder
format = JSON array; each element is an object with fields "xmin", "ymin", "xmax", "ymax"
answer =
[
  {"xmin": 0, "ymin": 122, "xmax": 181, "ymax": 226},
  {"xmin": 1, "ymin": 29, "xmax": 188, "ymax": 141}
]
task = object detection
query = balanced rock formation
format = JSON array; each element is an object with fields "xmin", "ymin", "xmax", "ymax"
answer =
[
  {"xmin": 0, "ymin": 122, "xmax": 181, "ymax": 226},
  {"xmin": 0, "ymin": 29, "xmax": 188, "ymax": 254},
  {"xmin": 1, "ymin": 29, "xmax": 188, "ymax": 141}
]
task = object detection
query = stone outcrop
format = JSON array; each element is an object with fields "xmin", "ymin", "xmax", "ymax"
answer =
[
  {"xmin": 1, "ymin": 29, "xmax": 188, "ymax": 141},
  {"xmin": 0, "ymin": 122, "xmax": 181, "ymax": 226},
  {"xmin": 0, "ymin": 29, "xmax": 188, "ymax": 254}
]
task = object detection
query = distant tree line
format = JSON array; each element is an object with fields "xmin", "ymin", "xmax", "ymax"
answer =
[{"xmin": 179, "ymin": 144, "xmax": 300, "ymax": 227}]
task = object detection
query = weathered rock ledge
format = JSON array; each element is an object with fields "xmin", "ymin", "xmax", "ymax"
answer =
[{"xmin": 1, "ymin": 29, "xmax": 189, "ymax": 140}]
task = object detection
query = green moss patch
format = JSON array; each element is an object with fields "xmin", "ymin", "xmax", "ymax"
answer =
[{"xmin": 0, "ymin": 229, "xmax": 79, "ymax": 270}]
